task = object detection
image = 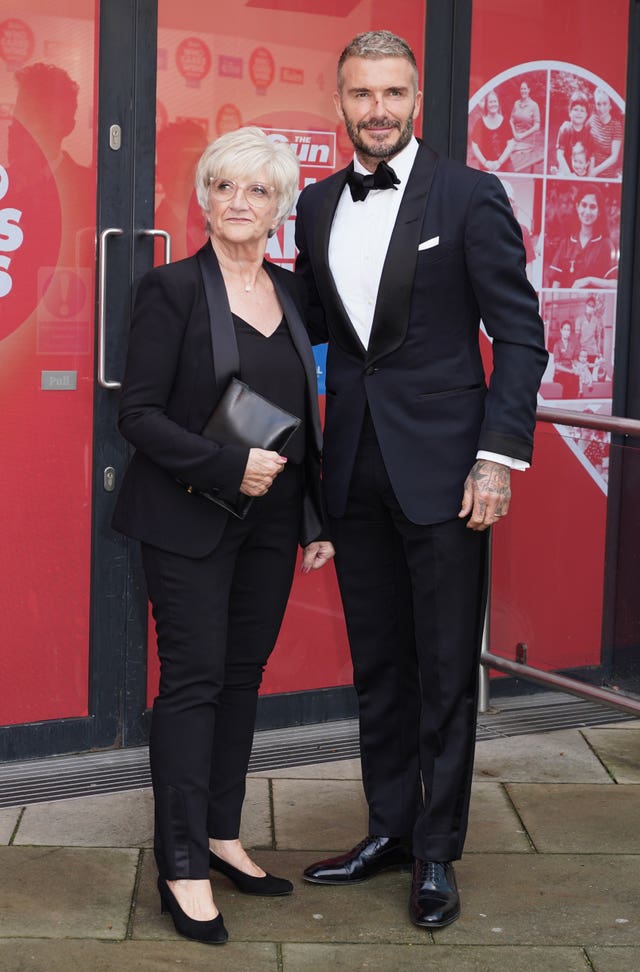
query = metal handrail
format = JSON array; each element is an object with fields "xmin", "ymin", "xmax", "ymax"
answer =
[
  {"xmin": 536, "ymin": 405, "xmax": 640, "ymax": 437},
  {"xmin": 480, "ymin": 650, "xmax": 640, "ymax": 716},
  {"xmin": 478, "ymin": 405, "xmax": 640, "ymax": 716}
]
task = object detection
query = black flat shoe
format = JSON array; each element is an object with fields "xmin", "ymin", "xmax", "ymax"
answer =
[
  {"xmin": 208, "ymin": 851, "xmax": 293, "ymax": 896},
  {"xmin": 157, "ymin": 876, "xmax": 228, "ymax": 944},
  {"xmin": 303, "ymin": 836, "xmax": 412, "ymax": 885},
  {"xmin": 409, "ymin": 859, "xmax": 460, "ymax": 929}
]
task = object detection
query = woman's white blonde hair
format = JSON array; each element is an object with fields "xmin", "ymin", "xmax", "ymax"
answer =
[{"xmin": 195, "ymin": 126, "xmax": 300, "ymax": 233}]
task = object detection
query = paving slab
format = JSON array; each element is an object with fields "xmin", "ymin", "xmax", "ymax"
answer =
[
  {"xmin": 436, "ymin": 854, "xmax": 640, "ymax": 946},
  {"xmin": 282, "ymin": 943, "xmax": 590, "ymax": 971},
  {"xmin": 587, "ymin": 945, "xmax": 640, "ymax": 971},
  {"xmin": 15, "ymin": 789, "xmax": 155, "ymax": 848},
  {"xmin": 0, "ymin": 847, "xmax": 138, "ymax": 939},
  {"xmin": 598, "ymin": 720, "xmax": 640, "ymax": 729},
  {"xmin": 238, "ymin": 777, "xmax": 273, "ymax": 848},
  {"xmin": 582, "ymin": 728, "xmax": 640, "ymax": 783},
  {"xmin": 272, "ymin": 778, "xmax": 368, "ymax": 850},
  {"xmin": 0, "ymin": 939, "xmax": 277, "ymax": 971},
  {"xmin": 250, "ymin": 757, "xmax": 362, "ymax": 780},
  {"xmin": 135, "ymin": 851, "xmax": 640, "ymax": 947},
  {"xmin": 13, "ymin": 777, "xmax": 271, "ymax": 850},
  {"xmin": 269, "ymin": 779, "xmax": 534, "ymax": 856},
  {"xmin": 465, "ymin": 783, "xmax": 532, "ymax": 854},
  {"xmin": 0, "ymin": 808, "xmax": 21, "ymax": 844},
  {"xmin": 506, "ymin": 783, "xmax": 640, "ymax": 853},
  {"xmin": 474, "ymin": 729, "xmax": 612, "ymax": 783},
  {"xmin": 132, "ymin": 849, "xmax": 424, "ymax": 944}
]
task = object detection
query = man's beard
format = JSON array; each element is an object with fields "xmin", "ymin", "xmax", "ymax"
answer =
[{"xmin": 343, "ymin": 113, "xmax": 415, "ymax": 161}]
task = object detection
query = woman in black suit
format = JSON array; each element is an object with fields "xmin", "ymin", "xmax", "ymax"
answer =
[{"xmin": 112, "ymin": 127, "xmax": 334, "ymax": 944}]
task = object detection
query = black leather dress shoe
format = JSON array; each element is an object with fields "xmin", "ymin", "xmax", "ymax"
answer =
[
  {"xmin": 409, "ymin": 859, "xmax": 460, "ymax": 928},
  {"xmin": 303, "ymin": 836, "xmax": 412, "ymax": 885}
]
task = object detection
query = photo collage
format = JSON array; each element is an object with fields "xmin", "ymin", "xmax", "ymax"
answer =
[{"xmin": 468, "ymin": 61, "xmax": 624, "ymax": 489}]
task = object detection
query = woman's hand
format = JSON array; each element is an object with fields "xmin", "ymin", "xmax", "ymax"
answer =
[
  {"xmin": 301, "ymin": 541, "xmax": 335, "ymax": 573},
  {"xmin": 239, "ymin": 449, "xmax": 287, "ymax": 496}
]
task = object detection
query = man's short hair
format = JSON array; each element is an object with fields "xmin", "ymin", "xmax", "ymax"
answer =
[{"xmin": 337, "ymin": 30, "xmax": 418, "ymax": 93}]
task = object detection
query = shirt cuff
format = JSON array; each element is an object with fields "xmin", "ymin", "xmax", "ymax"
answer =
[{"xmin": 476, "ymin": 450, "xmax": 530, "ymax": 471}]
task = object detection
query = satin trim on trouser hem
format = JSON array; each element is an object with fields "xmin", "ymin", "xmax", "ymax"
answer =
[{"xmin": 157, "ymin": 784, "xmax": 192, "ymax": 878}]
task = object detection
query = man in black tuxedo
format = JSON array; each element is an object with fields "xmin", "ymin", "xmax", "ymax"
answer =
[{"xmin": 295, "ymin": 30, "xmax": 548, "ymax": 929}]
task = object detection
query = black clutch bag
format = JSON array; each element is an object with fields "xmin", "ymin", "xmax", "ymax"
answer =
[{"xmin": 185, "ymin": 377, "xmax": 301, "ymax": 519}]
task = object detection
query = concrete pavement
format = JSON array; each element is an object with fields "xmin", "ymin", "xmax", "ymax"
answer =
[{"xmin": 0, "ymin": 719, "xmax": 639, "ymax": 970}]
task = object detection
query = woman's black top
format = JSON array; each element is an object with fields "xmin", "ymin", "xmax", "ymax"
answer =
[{"xmin": 233, "ymin": 313, "xmax": 307, "ymax": 464}]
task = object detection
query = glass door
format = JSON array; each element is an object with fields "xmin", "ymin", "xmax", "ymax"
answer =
[
  {"xmin": 0, "ymin": 0, "xmax": 104, "ymax": 757},
  {"xmin": 146, "ymin": 0, "xmax": 428, "ymax": 724},
  {"xmin": 0, "ymin": 0, "xmax": 158, "ymax": 758}
]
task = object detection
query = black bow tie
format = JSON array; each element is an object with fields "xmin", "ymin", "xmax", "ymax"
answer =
[{"xmin": 346, "ymin": 160, "xmax": 400, "ymax": 202}]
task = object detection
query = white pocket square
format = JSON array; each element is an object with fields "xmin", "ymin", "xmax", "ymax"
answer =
[{"xmin": 418, "ymin": 236, "xmax": 439, "ymax": 251}]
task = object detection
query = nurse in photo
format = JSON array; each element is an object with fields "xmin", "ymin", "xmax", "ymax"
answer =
[{"xmin": 547, "ymin": 184, "xmax": 617, "ymax": 289}]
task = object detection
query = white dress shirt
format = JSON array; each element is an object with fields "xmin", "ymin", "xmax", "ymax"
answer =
[
  {"xmin": 327, "ymin": 137, "xmax": 527, "ymax": 472},
  {"xmin": 328, "ymin": 138, "xmax": 418, "ymax": 351}
]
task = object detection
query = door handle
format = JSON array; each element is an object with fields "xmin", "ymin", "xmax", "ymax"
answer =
[
  {"xmin": 97, "ymin": 227, "xmax": 124, "ymax": 389},
  {"xmin": 139, "ymin": 228, "xmax": 172, "ymax": 265}
]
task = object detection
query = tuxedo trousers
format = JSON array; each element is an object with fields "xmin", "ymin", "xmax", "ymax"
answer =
[
  {"xmin": 330, "ymin": 412, "xmax": 487, "ymax": 862},
  {"xmin": 141, "ymin": 464, "xmax": 302, "ymax": 879}
]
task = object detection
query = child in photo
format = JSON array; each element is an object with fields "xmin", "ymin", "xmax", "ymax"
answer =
[
  {"xmin": 570, "ymin": 142, "xmax": 590, "ymax": 177},
  {"xmin": 556, "ymin": 91, "xmax": 593, "ymax": 176}
]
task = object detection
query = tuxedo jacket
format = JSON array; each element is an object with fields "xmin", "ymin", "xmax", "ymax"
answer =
[
  {"xmin": 112, "ymin": 242, "xmax": 324, "ymax": 557},
  {"xmin": 295, "ymin": 142, "xmax": 548, "ymax": 524}
]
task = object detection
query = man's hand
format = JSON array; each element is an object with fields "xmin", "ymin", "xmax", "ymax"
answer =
[
  {"xmin": 458, "ymin": 459, "xmax": 511, "ymax": 531},
  {"xmin": 301, "ymin": 541, "xmax": 335, "ymax": 573},
  {"xmin": 239, "ymin": 449, "xmax": 287, "ymax": 497}
]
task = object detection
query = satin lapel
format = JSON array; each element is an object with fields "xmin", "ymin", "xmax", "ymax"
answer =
[
  {"xmin": 265, "ymin": 262, "xmax": 323, "ymax": 452},
  {"xmin": 366, "ymin": 144, "xmax": 439, "ymax": 365},
  {"xmin": 311, "ymin": 169, "xmax": 367, "ymax": 359},
  {"xmin": 196, "ymin": 241, "xmax": 239, "ymax": 391}
]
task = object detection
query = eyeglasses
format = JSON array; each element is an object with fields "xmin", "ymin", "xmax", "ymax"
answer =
[{"xmin": 208, "ymin": 178, "xmax": 276, "ymax": 208}]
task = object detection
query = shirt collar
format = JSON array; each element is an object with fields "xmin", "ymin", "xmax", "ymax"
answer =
[
  {"xmin": 569, "ymin": 234, "xmax": 603, "ymax": 245},
  {"xmin": 352, "ymin": 136, "xmax": 419, "ymax": 185}
]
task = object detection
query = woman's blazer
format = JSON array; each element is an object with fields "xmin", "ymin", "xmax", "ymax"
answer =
[{"xmin": 112, "ymin": 242, "xmax": 324, "ymax": 557}]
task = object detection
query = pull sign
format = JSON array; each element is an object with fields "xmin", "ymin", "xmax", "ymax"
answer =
[
  {"xmin": 109, "ymin": 124, "xmax": 122, "ymax": 150},
  {"xmin": 104, "ymin": 467, "xmax": 116, "ymax": 492}
]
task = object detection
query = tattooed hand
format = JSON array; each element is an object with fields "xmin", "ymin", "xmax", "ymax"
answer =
[{"xmin": 458, "ymin": 459, "xmax": 511, "ymax": 531}]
